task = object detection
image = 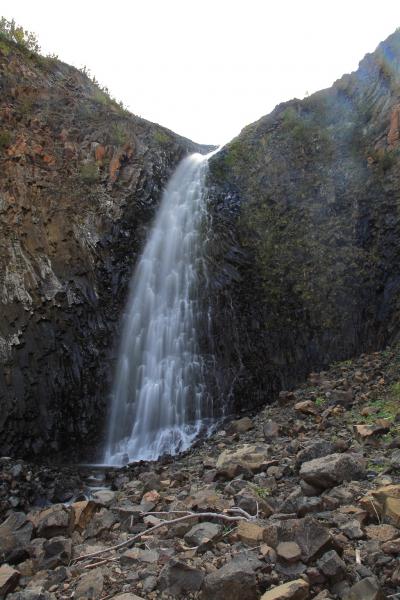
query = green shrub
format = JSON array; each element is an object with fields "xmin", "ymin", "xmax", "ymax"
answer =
[
  {"xmin": 0, "ymin": 130, "xmax": 11, "ymax": 150},
  {"xmin": 111, "ymin": 123, "xmax": 128, "ymax": 145},
  {"xmin": 153, "ymin": 130, "xmax": 171, "ymax": 145},
  {"xmin": 80, "ymin": 162, "xmax": 100, "ymax": 183},
  {"xmin": 92, "ymin": 88, "xmax": 110, "ymax": 106},
  {"xmin": 0, "ymin": 17, "xmax": 40, "ymax": 53}
]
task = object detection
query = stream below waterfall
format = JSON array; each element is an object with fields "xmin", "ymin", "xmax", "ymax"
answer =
[{"xmin": 103, "ymin": 152, "xmax": 214, "ymax": 466}]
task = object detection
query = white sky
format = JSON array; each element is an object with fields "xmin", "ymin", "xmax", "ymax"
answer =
[{"xmin": 2, "ymin": 0, "xmax": 400, "ymax": 145}]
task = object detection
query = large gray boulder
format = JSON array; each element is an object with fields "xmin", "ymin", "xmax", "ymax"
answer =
[
  {"xmin": 158, "ymin": 559, "xmax": 204, "ymax": 595},
  {"xmin": 0, "ymin": 512, "xmax": 33, "ymax": 563},
  {"xmin": 300, "ymin": 453, "xmax": 365, "ymax": 489},
  {"xmin": 184, "ymin": 522, "xmax": 222, "ymax": 550},
  {"xmin": 201, "ymin": 555, "xmax": 262, "ymax": 600}
]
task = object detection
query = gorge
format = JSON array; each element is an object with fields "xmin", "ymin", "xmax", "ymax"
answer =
[
  {"xmin": 1, "ymin": 27, "xmax": 400, "ymax": 460},
  {"xmin": 1, "ymin": 22, "xmax": 400, "ymax": 600}
]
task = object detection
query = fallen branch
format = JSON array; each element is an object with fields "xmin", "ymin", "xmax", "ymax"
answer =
[
  {"xmin": 72, "ymin": 509, "xmax": 256, "ymax": 565},
  {"xmin": 84, "ymin": 556, "xmax": 120, "ymax": 570}
]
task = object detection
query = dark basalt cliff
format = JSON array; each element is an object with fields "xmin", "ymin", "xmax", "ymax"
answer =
[
  {"xmin": 0, "ymin": 38, "xmax": 209, "ymax": 458},
  {"xmin": 206, "ymin": 30, "xmax": 400, "ymax": 412}
]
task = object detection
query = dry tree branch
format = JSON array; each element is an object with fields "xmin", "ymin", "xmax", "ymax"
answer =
[{"xmin": 72, "ymin": 509, "xmax": 257, "ymax": 565}]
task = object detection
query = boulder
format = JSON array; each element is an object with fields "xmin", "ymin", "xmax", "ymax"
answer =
[
  {"xmin": 381, "ymin": 537, "xmax": 400, "ymax": 554},
  {"xmin": 313, "ymin": 592, "xmax": 333, "ymax": 600},
  {"xmin": 91, "ymin": 490, "xmax": 116, "ymax": 506},
  {"xmin": 260, "ymin": 578, "xmax": 309, "ymax": 599},
  {"xmin": 390, "ymin": 448, "xmax": 400, "ymax": 469},
  {"xmin": 31, "ymin": 504, "xmax": 73, "ymax": 539},
  {"xmin": 0, "ymin": 512, "xmax": 33, "ymax": 563},
  {"xmin": 263, "ymin": 420, "xmax": 280, "ymax": 439},
  {"xmin": 237, "ymin": 520, "xmax": 267, "ymax": 545},
  {"xmin": 71, "ymin": 501, "xmax": 100, "ymax": 531},
  {"xmin": 75, "ymin": 568, "xmax": 104, "ymax": 599},
  {"xmin": 294, "ymin": 401, "xmax": 318, "ymax": 415},
  {"xmin": 329, "ymin": 389, "xmax": 354, "ymax": 406},
  {"xmin": 84, "ymin": 508, "xmax": 117, "ymax": 539},
  {"xmin": 216, "ymin": 444, "xmax": 271, "ymax": 479},
  {"xmin": 276, "ymin": 542, "xmax": 302, "ymax": 563},
  {"xmin": 317, "ymin": 550, "xmax": 346, "ymax": 580},
  {"xmin": 228, "ymin": 417, "xmax": 254, "ymax": 433},
  {"xmin": 296, "ymin": 440, "xmax": 335, "ymax": 465},
  {"xmin": 339, "ymin": 519, "xmax": 364, "ymax": 540},
  {"xmin": 7, "ymin": 592, "xmax": 55, "ymax": 600},
  {"xmin": 234, "ymin": 489, "xmax": 273, "ymax": 517},
  {"xmin": 300, "ymin": 453, "xmax": 365, "ymax": 489},
  {"xmin": 201, "ymin": 555, "xmax": 262, "ymax": 600},
  {"xmin": 277, "ymin": 517, "xmax": 332, "ymax": 562},
  {"xmin": 41, "ymin": 536, "xmax": 72, "ymax": 569},
  {"xmin": 361, "ymin": 484, "xmax": 400, "ymax": 526},
  {"xmin": 343, "ymin": 577, "xmax": 385, "ymax": 600},
  {"xmin": 278, "ymin": 391, "xmax": 296, "ymax": 406},
  {"xmin": 0, "ymin": 564, "xmax": 20, "ymax": 596},
  {"xmin": 184, "ymin": 485, "xmax": 231, "ymax": 511},
  {"xmin": 184, "ymin": 522, "xmax": 221, "ymax": 550},
  {"xmin": 365, "ymin": 524, "xmax": 398, "ymax": 542},
  {"xmin": 354, "ymin": 421, "xmax": 390, "ymax": 438},
  {"xmin": 120, "ymin": 548, "xmax": 159, "ymax": 565},
  {"xmin": 158, "ymin": 559, "xmax": 204, "ymax": 595}
]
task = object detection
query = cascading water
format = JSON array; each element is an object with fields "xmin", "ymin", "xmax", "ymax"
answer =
[{"xmin": 103, "ymin": 153, "xmax": 213, "ymax": 465}]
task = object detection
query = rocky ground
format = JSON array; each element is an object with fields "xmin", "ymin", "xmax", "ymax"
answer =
[{"xmin": 1, "ymin": 346, "xmax": 400, "ymax": 599}]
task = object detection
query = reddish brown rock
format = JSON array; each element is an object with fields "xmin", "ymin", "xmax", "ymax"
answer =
[
  {"xmin": 388, "ymin": 103, "xmax": 400, "ymax": 147},
  {"xmin": 276, "ymin": 541, "xmax": 302, "ymax": 563},
  {"xmin": 295, "ymin": 401, "xmax": 318, "ymax": 416},
  {"xmin": 94, "ymin": 144, "xmax": 106, "ymax": 162},
  {"xmin": 365, "ymin": 524, "xmax": 398, "ymax": 542},
  {"xmin": 361, "ymin": 484, "xmax": 400, "ymax": 525},
  {"xmin": 71, "ymin": 500, "xmax": 99, "ymax": 532},
  {"xmin": 237, "ymin": 520, "xmax": 267, "ymax": 546},
  {"xmin": 354, "ymin": 420, "xmax": 390, "ymax": 438},
  {"xmin": 260, "ymin": 578, "xmax": 309, "ymax": 599}
]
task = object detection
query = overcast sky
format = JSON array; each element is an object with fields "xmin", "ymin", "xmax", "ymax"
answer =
[{"xmin": 2, "ymin": 0, "xmax": 400, "ymax": 145}]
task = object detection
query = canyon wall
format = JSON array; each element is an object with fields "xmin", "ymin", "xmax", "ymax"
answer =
[
  {"xmin": 0, "ymin": 37, "xmax": 208, "ymax": 457},
  {"xmin": 206, "ymin": 30, "xmax": 400, "ymax": 411},
  {"xmin": 2, "ymin": 29, "xmax": 400, "ymax": 458}
]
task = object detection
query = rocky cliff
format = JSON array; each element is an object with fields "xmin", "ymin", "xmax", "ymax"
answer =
[
  {"xmin": 3, "ymin": 28, "xmax": 400, "ymax": 460},
  {"xmin": 206, "ymin": 29, "xmax": 400, "ymax": 413},
  {"xmin": 0, "ymin": 37, "xmax": 209, "ymax": 458}
]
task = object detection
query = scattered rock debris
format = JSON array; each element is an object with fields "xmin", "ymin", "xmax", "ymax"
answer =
[{"xmin": 1, "ymin": 347, "xmax": 400, "ymax": 598}]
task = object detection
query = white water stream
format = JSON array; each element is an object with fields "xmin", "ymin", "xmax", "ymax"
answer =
[{"xmin": 103, "ymin": 153, "xmax": 212, "ymax": 465}]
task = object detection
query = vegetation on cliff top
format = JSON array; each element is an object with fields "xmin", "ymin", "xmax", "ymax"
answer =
[{"xmin": 0, "ymin": 17, "xmax": 40, "ymax": 54}]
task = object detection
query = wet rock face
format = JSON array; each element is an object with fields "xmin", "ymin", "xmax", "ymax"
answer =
[
  {"xmin": 206, "ymin": 30, "xmax": 400, "ymax": 413},
  {"xmin": 0, "ymin": 39, "xmax": 209, "ymax": 458}
]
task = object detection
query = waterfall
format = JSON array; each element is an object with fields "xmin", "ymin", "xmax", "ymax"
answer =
[{"xmin": 103, "ymin": 152, "xmax": 213, "ymax": 465}]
